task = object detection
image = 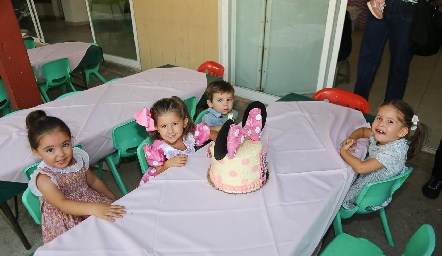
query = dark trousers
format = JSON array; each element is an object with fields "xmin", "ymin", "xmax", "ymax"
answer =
[
  {"xmin": 354, "ymin": 0, "xmax": 416, "ymax": 102},
  {"xmin": 432, "ymin": 138, "xmax": 442, "ymax": 179}
]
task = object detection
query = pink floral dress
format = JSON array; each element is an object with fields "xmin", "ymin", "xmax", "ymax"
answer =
[
  {"xmin": 29, "ymin": 148, "xmax": 112, "ymax": 243},
  {"xmin": 138, "ymin": 122, "xmax": 211, "ymax": 186}
]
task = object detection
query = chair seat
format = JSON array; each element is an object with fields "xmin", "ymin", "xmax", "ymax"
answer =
[{"xmin": 320, "ymin": 233, "xmax": 384, "ymax": 256}]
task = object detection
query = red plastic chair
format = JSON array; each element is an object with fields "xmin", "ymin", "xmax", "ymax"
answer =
[
  {"xmin": 197, "ymin": 61, "xmax": 224, "ymax": 77},
  {"xmin": 312, "ymin": 88, "xmax": 370, "ymax": 114}
]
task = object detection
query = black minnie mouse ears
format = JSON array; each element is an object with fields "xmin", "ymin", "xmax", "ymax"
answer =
[
  {"xmin": 242, "ymin": 101, "xmax": 267, "ymax": 128},
  {"xmin": 214, "ymin": 119, "xmax": 234, "ymax": 160}
]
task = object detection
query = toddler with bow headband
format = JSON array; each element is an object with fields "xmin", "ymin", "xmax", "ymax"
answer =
[
  {"xmin": 133, "ymin": 96, "xmax": 215, "ymax": 186},
  {"xmin": 340, "ymin": 99, "xmax": 428, "ymax": 210}
]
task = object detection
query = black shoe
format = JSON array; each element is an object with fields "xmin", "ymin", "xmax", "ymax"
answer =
[{"xmin": 422, "ymin": 176, "xmax": 442, "ymax": 199}]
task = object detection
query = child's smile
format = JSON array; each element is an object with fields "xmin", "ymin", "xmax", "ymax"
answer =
[
  {"xmin": 371, "ymin": 105, "xmax": 408, "ymax": 145},
  {"xmin": 155, "ymin": 112, "xmax": 188, "ymax": 148},
  {"xmin": 32, "ymin": 130, "xmax": 74, "ymax": 169}
]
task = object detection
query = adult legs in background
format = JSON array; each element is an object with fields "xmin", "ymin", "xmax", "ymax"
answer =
[
  {"xmin": 422, "ymin": 138, "xmax": 442, "ymax": 199},
  {"xmin": 353, "ymin": 12, "xmax": 389, "ymax": 100},
  {"xmin": 384, "ymin": 0, "xmax": 415, "ymax": 102},
  {"xmin": 354, "ymin": 0, "xmax": 416, "ymax": 102}
]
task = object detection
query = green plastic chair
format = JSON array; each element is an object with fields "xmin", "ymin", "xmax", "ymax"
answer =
[
  {"xmin": 71, "ymin": 43, "xmax": 107, "ymax": 89},
  {"xmin": 97, "ymin": 120, "xmax": 148, "ymax": 195},
  {"xmin": 22, "ymin": 144, "xmax": 83, "ymax": 225},
  {"xmin": 0, "ymin": 78, "xmax": 13, "ymax": 116},
  {"xmin": 137, "ymin": 137, "xmax": 154, "ymax": 174},
  {"xmin": 333, "ymin": 167, "xmax": 413, "ymax": 247},
  {"xmin": 55, "ymin": 91, "xmax": 80, "ymax": 100},
  {"xmin": 320, "ymin": 224, "xmax": 435, "ymax": 256},
  {"xmin": 22, "ymin": 188, "xmax": 41, "ymax": 225},
  {"xmin": 23, "ymin": 37, "xmax": 36, "ymax": 49},
  {"xmin": 31, "ymin": 66, "xmax": 49, "ymax": 103},
  {"xmin": 183, "ymin": 96, "xmax": 197, "ymax": 120},
  {"xmin": 40, "ymin": 58, "xmax": 77, "ymax": 102},
  {"xmin": 194, "ymin": 109, "xmax": 209, "ymax": 123}
]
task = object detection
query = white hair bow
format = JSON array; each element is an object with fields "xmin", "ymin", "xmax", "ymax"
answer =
[{"xmin": 411, "ymin": 115, "xmax": 419, "ymax": 131}]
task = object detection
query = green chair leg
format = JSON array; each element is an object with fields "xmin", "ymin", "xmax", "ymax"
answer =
[
  {"xmin": 333, "ymin": 211, "xmax": 344, "ymax": 236},
  {"xmin": 105, "ymin": 155, "xmax": 128, "ymax": 195},
  {"xmin": 97, "ymin": 159, "xmax": 103, "ymax": 179},
  {"xmin": 67, "ymin": 82, "xmax": 77, "ymax": 93},
  {"xmin": 380, "ymin": 208, "xmax": 394, "ymax": 247},
  {"xmin": 93, "ymin": 72, "xmax": 107, "ymax": 84}
]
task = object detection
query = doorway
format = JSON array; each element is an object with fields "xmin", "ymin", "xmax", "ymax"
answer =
[
  {"xmin": 12, "ymin": 0, "xmax": 140, "ymax": 68},
  {"xmin": 230, "ymin": 0, "xmax": 345, "ymax": 96}
]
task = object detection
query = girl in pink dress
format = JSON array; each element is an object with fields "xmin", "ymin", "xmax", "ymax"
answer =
[
  {"xmin": 27, "ymin": 110, "xmax": 125, "ymax": 243},
  {"xmin": 134, "ymin": 96, "xmax": 213, "ymax": 186}
]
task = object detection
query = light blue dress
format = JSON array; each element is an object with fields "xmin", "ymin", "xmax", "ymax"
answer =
[{"xmin": 342, "ymin": 133, "xmax": 408, "ymax": 210}]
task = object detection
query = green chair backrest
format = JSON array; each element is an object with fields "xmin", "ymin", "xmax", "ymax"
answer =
[
  {"xmin": 183, "ymin": 96, "xmax": 197, "ymax": 120},
  {"xmin": 41, "ymin": 58, "xmax": 71, "ymax": 88},
  {"xmin": 137, "ymin": 137, "xmax": 154, "ymax": 174},
  {"xmin": 113, "ymin": 120, "xmax": 149, "ymax": 159},
  {"xmin": 22, "ymin": 144, "xmax": 83, "ymax": 225},
  {"xmin": 56, "ymin": 91, "xmax": 80, "ymax": 100},
  {"xmin": 403, "ymin": 224, "xmax": 435, "ymax": 256},
  {"xmin": 23, "ymin": 37, "xmax": 36, "ymax": 49},
  {"xmin": 353, "ymin": 167, "xmax": 413, "ymax": 215},
  {"xmin": 22, "ymin": 188, "xmax": 41, "ymax": 225},
  {"xmin": 194, "ymin": 109, "xmax": 209, "ymax": 123}
]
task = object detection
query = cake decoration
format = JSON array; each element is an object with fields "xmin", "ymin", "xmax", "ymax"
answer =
[{"xmin": 207, "ymin": 101, "xmax": 269, "ymax": 194}]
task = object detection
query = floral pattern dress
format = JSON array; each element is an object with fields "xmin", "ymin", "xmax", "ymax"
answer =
[
  {"xmin": 342, "ymin": 133, "xmax": 408, "ymax": 210},
  {"xmin": 29, "ymin": 148, "xmax": 112, "ymax": 243},
  {"xmin": 138, "ymin": 123, "xmax": 211, "ymax": 186}
]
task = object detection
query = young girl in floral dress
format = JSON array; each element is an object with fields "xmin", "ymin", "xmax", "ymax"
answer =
[
  {"xmin": 134, "ymin": 96, "xmax": 214, "ymax": 186},
  {"xmin": 340, "ymin": 100, "xmax": 428, "ymax": 210},
  {"xmin": 27, "ymin": 110, "xmax": 125, "ymax": 243}
]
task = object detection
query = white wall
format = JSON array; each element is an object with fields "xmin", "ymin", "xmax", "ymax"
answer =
[{"xmin": 61, "ymin": 0, "xmax": 89, "ymax": 25}]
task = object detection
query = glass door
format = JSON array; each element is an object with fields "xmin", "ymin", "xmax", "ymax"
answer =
[
  {"xmin": 231, "ymin": 0, "xmax": 342, "ymax": 96},
  {"xmin": 12, "ymin": 0, "xmax": 45, "ymax": 43},
  {"xmin": 86, "ymin": 0, "xmax": 140, "ymax": 68}
]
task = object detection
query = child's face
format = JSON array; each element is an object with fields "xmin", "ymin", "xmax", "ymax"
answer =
[
  {"xmin": 207, "ymin": 92, "xmax": 234, "ymax": 115},
  {"xmin": 371, "ymin": 105, "xmax": 408, "ymax": 145},
  {"xmin": 155, "ymin": 112, "xmax": 188, "ymax": 147},
  {"xmin": 32, "ymin": 130, "xmax": 74, "ymax": 169}
]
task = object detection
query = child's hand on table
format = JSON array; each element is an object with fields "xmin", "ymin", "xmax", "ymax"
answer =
[{"xmin": 91, "ymin": 202, "xmax": 126, "ymax": 222}]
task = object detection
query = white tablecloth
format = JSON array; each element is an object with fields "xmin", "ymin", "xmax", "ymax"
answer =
[
  {"xmin": 0, "ymin": 67, "xmax": 207, "ymax": 183},
  {"xmin": 35, "ymin": 101, "xmax": 370, "ymax": 256},
  {"xmin": 27, "ymin": 42, "xmax": 91, "ymax": 83}
]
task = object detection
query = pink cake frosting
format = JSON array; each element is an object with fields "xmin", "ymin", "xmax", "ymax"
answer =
[{"xmin": 208, "ymin": 139, "xmax": 268, "ymax": 194}]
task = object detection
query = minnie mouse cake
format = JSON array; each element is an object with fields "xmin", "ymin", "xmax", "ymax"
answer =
[{"xmin": 208, "ymin": 101, "xmax": 269, "ymax": 194}]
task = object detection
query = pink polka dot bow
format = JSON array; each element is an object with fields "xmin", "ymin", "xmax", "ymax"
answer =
[{"xmin": 134, "ymin": 108, "xmax": 156, "ymax": 131}]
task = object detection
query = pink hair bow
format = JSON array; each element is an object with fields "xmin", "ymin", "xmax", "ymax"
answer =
[
  {"xmin": 134, "ymin": 108, "xmax": 156, "ymax": 131},
  {"xmin": 226, "ymin": 108, "xmax": 263, "ymax": 159}
]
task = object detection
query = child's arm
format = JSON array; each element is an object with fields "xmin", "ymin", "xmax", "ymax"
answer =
[
  {"xmin": 340, "ymin": 127, "xmax": 383, "ymax": 174},
  {"xmin": 210, "ymin": 126, "xmax": 222, "ymax": 132},
  {"xmin": 340, "ymin": 149, "xmax": 384, "ymax": 174},
  {"xmin": 155, "ymin": 155, "xmax": 188, "ymax": 175},
  {"xmin": 341, "ymin": 127, "xmax": 372, "ymax": 146},
  {"xmin": 210, "ymin": 130, "xmax": 218, "ymax": 141},
  {"xmin": 37, "ymin": 174, "xmax": 125, "ymax": 222},
  {"xmin": 86, "ymin": 170, "xmax": 117, "ymax": 201}
]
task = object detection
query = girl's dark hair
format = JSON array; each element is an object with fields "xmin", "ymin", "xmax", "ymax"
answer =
[
  {"xmin": 149, "ymin": 96, "xmax": 195, "ymax": 140},
  {"xmin": 26, "ymin": 110, "xmax": 72, "ymax": 150},
  {"xmin": 205, "ymin": 80, "xmax": 235, "ymax": 101},
  {"xmin": 381, "ymin": 100, "xmax": 428, "ymax": 160}
]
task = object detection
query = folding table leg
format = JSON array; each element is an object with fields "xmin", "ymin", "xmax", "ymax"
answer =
[{"xmin": 0, "ymin": 200, "xmax": 31, "ymax": 250}]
